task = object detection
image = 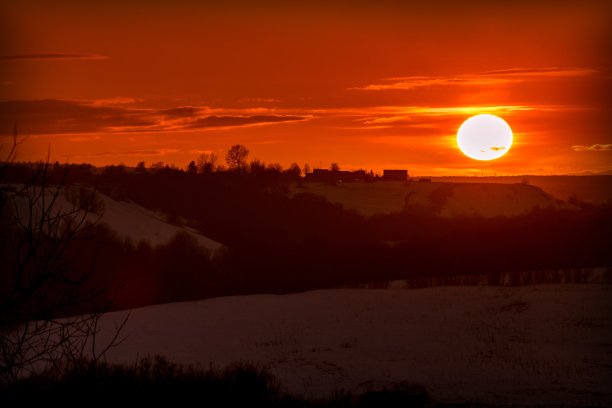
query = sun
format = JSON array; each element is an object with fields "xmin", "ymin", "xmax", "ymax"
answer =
[{"xmin": 456, "ymin": 114, "xmax": 513, "ymax": 161}]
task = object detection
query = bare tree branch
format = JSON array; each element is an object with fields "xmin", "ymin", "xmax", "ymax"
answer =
[{"xmin": 0, "ymin": 135, "xmax": 126, "ymax": 384}]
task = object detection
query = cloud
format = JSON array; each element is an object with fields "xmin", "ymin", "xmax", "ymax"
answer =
[
  {"xmin": 353, "ymin": 105, "xmax": 537, "ymax": 130},
  {"xmin": 572, "ymin": 144, "xmax": 612, "ymax": 152},
  {"xmin": 186, "ymin": 115, "xmax": 306, "ymax": 129},
  {"xmin": 313, "ymin": 105, "xmax": 538, "ymax": 120},
  {"xmin": 352, "ymin": 67, "xmax": 597, "ymax": 91},
  {"xmin": 189, "ymin": 149, "xmax": 217, "ymax": 155},
  {"xmin": 384, "ymin": 105, "xmax": 536, "ymax": 116},
  {"xmin": 63, "ymin": 149, "xmax": 179, "ymax": 161},
  {"xmin": 0, "ymin": 53, "xmax": 109, "ymax": 61},
  {"xmin": 353, "ymin": 76, "xmax": 514, "ymax": 91},
  {"xmin": 330, "ymin": 103, "xmax": 574, "ymax": 134},
  {"xmin": 239, "ymin": 97, "xmax": 281, "ymax": 104},
  {"xmin": 86, "ymin": 149, "xmax": 179, "ymax": 157},
  {"xmin": 362, "ymin": 116, "xmax": 408, "ymax": 125},
  {"xmin": 68, "ymin": 135, "xmax": 101, "ymax": 142},
  {"xmin": 157, "ymin": 107, "xmax": 204, "ymax": 119},
  {"xmin": 480, "ymin": 67, "xmax": 597, "ymax": 77},
  {"xmin": 0, "ymin": 99, "xmax": 309, "ymax": 136},
  {"xmin": 1, "ymin": 100, "xmax": 153, "ymax": 135},
  {"xmin": 90, "ymin": 97, "xmax": 139, "ymax": 106}
]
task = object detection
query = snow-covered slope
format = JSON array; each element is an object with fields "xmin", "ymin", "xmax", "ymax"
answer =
[
  {"xmin": 96, "ymin": 285, "xmax": 612, "ymax": 406},
  {"xmin": 6, "ymin": 185, "xmax": 223, "ymax": 252},
  {"xmin": 94, "ymin": 192, "xmax": 222, "ymax": 251},
  {"xmin": 404, "ymin": 182, "xmax": 571, "ymax": 217},
  {"xmin": 293, "ymin": 182, "xmax": 409, "ymax": 216},
  {"xmin": 436, "ymin": 175, "xmax": 612, "ymax": 205},
  {"xmin": 293, "ymin": 181, "xmax": 572, "ymax": 217}
]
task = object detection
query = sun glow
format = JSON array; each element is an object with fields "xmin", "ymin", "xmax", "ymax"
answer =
[{"xmin": 456, "ymin": 114, "xmax": 513, "ymax": 161}]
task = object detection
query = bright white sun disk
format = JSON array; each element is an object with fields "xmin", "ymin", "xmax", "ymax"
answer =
[{"xmin": 456, "ymin": 114, "xmax": 513, "ymax": 161}]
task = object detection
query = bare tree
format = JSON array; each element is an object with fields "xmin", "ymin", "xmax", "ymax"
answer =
[
  {"xmin": 249, "ymin": 159, "xmax": 266, "ymax": 176},
  {"xmin": 285, "ymin": 163, "xmax": 301, "ymax": 178},
  {"xmin": 225, "ymin": 145, "xmax": 249, "ymax": 171},
  {"xmin": 196, "ymin": 152, "xmax": 218, "ymax": 174},
  {"xmin": 330, "ymin": 162, "xmax": 340, "ymax": 172},
  {"xmin": 0, "ymin": 136, "xmax": 126, "ymax": 384}
]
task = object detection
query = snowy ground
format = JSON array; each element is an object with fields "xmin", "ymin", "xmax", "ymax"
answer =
[
  {"xmin": 97, "ymin": 284, "xmax": 612, "ymax": 406},
  {"xmin": 6, "ymin": 185, "xmax": 223, "ymax": 252},
  {"xmin": 435, "ymin": 175, "xmax": 612, "ymax": 205},
  {"xmin": 93, "ymin": 192, "xmax": 223, "ymax": 251},
  {"xmin": 292, "ymin": 181, "xmax": 570, "ymax": 217}
]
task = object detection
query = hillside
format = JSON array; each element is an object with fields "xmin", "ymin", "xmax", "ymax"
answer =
[
  {"xmin": 7, "ymin": 185, "xmax": 223, "ymax": 253},
  {"xmin": 94, "ymin": 192, "xmax": 223, "ymax": 251},
  {"xmin": 292, "ymin": 181, "xmax": 409, "ymax": 216},
  {"xmin": 96, "ymin": 284, "xmax": 612, "ymax": 406},
  {"xmin": 435, "ymin": 175, "xmax": 612, "ymax": 205},
  {"xmin": 404, "ymin": 182, "xmax": 571, "ymax": 217},
  {"xmin": 293, "ymin": 181, "xmax": 572, "ymax": 217}
]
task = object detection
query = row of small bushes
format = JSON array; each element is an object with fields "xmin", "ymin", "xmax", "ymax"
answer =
[{"xmin": 0, "ymin": 356, "xmax": 430, "ymax": 407}]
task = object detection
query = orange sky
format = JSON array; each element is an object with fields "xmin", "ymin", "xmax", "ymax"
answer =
[{"xmin": 1, "ymin": 0, "xmax": 611, "ymax": 175}]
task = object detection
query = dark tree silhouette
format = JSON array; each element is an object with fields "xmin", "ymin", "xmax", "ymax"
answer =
[
  {"xmin": 150, "ymin": 161, "xmax": 165, "ymax": 170},
  {"xmin": 225, "ymin": 145, "xmax": 249, "ymax": 171},
  {"xmin": 285, "ymin": 163, "xmax": 301, "ymax": 178},
  {"xmin": 186, "ymin": 160, "xmax": 197, "ymax": 174},
  {"xmin": 266, "ymin": 163, "xmax": 282, "ymax": 173},
  {"xmin": 135, "ymin": 161, "xmax": 147, "ymax": 174},
  {"xmin": 196, "ymin": 152, "xmax": 218, "ymax": 174},
  {"xmin": 249, "ymin": 159, "xmax": 266, "ymax": 176},
  {"xmin": 330, "ymin": 162, "xmax": 340, "ymax": 171}
]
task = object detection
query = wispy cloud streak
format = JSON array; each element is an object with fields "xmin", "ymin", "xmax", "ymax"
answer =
[
  {"xmin": 480, "ymin": 67, "xmax": 597, "ymax": 77},
  {"xmin": 0, "ymin": 53, "xmax": 109, "ymax": 61},
  {"xmin": 352, "ymin": 67, "xmax": 597, "ymax": 91},
  {"xmin": 353, "ymin": 76, "xmax": 514, "ymax": 91},
  {"xmin": 572, "ymin": 144, "xmax": 612, "ymax": 151}
]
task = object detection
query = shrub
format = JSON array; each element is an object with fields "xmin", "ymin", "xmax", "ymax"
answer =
[{"xmin": 0, "ymin": 356, "xmax": 431, "ymax": 407}]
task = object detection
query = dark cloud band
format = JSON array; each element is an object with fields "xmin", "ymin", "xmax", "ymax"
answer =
[
  {"xmin": 0, "ymin": 99, "xmax": 307, "ymax": 136},
  {"xmin": 0, "ymin": 53, "xmax": 109, "ymax": 61}
]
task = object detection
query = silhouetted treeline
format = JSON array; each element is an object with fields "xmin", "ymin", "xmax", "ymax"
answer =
[
  {"xmin": 3, "ymin": 162, "xmax": 612, "ymax": 312},
  {"xmin": 62, "ymin": 225, "xmax": 221, "ymax": 312}
]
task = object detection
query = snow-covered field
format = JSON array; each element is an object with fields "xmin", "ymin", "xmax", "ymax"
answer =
[
  {"xmin": 97, "ymin": 284, "xmax": 612, "ymax": 406},
  {"xmin": 292, "ymin": 181, "xmax": 571, "ymax": 217},
  {"xmin": 436, "ymin": 175, "xmax": 612, "ymax": 205}
]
